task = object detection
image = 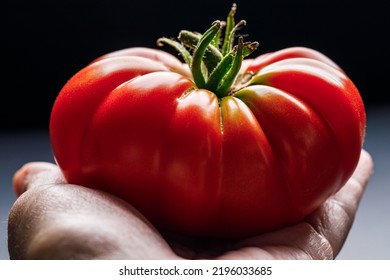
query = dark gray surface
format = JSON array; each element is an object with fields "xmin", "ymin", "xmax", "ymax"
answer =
[{"xmin": 1, "ymin": 105, "xmax": 389, "ymax": 260}]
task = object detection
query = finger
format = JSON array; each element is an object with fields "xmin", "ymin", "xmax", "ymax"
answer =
[
  {"xmin": 216, "ymin": 149, "xmax": 374, "ymax": 260},
  {"xmin": 9, "ymin": 180, "xmax": 178, "ymax": 260},
  {"xmin": 304, "ymin": 149, "xmax": 374, "ymax": 258},
  {"xmin": 9, "ymin": 162, "xmax": 180, "ymax": 260},
  {"xmin": 325, "ymin": 149, "xmax": 373, "ymax": 225},
  {"xmin": 339, "ymin": 149, "xmax": 374, "ymax": 205},
  {"xmin": 13, "ymin": 162, "xmax": 65, "ymax": 196},
  {"xmin": 218, "ymin": 222, "xmax": 334, "ymax": 260}
]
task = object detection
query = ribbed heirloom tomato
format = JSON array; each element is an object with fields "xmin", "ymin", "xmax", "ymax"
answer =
[{"xmin": 50, "ymin": 4, "xmax": 366, "ymax": 238}]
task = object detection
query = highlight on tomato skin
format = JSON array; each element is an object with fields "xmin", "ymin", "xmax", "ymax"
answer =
[{"xmin": 49, "ymin": 3, "xmax": 366, "ymax": 238}]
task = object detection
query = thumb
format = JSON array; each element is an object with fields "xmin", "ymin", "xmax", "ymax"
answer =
[{"xmin": 13, "ymin": 162, "xmax": 65, "ymax": 197}]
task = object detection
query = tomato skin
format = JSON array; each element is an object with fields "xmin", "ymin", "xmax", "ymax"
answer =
[{"xmin": 50, "ymin": 46, "xmax": 365, "ymax": 238}]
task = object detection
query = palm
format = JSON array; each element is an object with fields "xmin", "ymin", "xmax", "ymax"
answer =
[{"xmin": 8, "ymin": 150, "xmax": 372, "ymax": 260}]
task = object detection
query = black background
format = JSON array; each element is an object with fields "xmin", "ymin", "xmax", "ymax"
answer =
[{"xmin": 4, "ymin": 0, "xmax": 389, "ymax": 130}]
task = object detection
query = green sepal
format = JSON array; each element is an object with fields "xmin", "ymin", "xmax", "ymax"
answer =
[
  {"xmin": 217, "ymin": 36, "xmax": 244, "ymax": 95},
  {"xmin": 222, "ymin": 3, "xmax": 237, "ymax": 56},
  {"xmin": 157, "ymin": 37, "xmax": 192, "ymax": 66},
  {"xmin": 178, "ymin": 31, "xmax": 223, "ymax": 72},
  {"xmin": 191, "ymin": 21, "xmax": 222, "ymax": 88},
  {"xmin": 205, "ymin": 51, "xmax": 234, "ymax": 93}
]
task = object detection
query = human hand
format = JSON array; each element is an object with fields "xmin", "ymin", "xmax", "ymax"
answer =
[{"xmin": 8, "ymin": 150, "xmax": 373, "ymax": 260}]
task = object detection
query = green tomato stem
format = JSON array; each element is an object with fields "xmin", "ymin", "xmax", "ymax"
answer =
[{"xmin": 157, "ymin": 3, "xmax": 258, "ymax": 97}]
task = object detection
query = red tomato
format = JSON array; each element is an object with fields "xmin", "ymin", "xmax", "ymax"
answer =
[{"xmin": 50, "ymin": 6, "xmax": 365, "ymax": 238}]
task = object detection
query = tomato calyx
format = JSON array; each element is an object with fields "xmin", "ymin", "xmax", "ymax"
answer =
[{"xmin": 157, "ymin": 3, "xmax": 258, "ymax": 98}]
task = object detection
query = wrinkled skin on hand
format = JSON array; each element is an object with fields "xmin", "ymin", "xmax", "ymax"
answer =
[{"xmin": 8, "ymin": 150, "xmax": 373, "ymax": 260}]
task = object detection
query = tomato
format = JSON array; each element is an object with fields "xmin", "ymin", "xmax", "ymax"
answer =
[{"xmin": 50, "ymin": 5, "xmax": 365, "ymax": 238}]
